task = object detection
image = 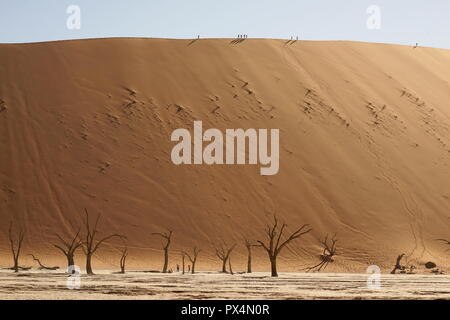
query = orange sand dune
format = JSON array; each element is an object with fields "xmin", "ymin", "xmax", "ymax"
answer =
[{"xmin": 0, "ymin": 38, "xmax": 449, "ymax": 273}]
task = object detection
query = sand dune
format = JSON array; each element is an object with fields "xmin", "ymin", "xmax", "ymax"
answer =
[{"xmin": 0, "ymin": 38, "xmax": 449, "ymax": 273}]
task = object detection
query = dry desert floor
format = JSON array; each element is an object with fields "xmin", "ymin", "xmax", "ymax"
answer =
[{"xmin": 1, "ymin": 270, "xmax": 450, "ymax": 300}]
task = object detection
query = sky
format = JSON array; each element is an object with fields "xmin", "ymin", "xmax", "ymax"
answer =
[{"xmin": 0, "ymin": 0, "xmax": 449, "ymax": 49}]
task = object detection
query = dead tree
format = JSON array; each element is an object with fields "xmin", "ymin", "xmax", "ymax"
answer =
[
  {"xmin": 181, "ymin": 252, "xmax": 186, "ymax": 274},
  {"xmin": 152, "ymin": 229, "xmax": 173, "ymax": 273},
  {"xmin": 183, "ymin": 247, "xmax": 201, "ymax": 274},
  {"xmin": 82, "ymin": 209, "xmax": 124, "ymax": 275},
  {"xmin": 29, "ymin": 254, "xmax": 59, "ymax": 270},
  {"xmin": 214, "ymin": 242, "xmax": 236, "ymax": 273},
  {"xmin": 119, "ymin": 246, "xmax": 128, "ymax": 274},
  {"xmin": 228, "ymin": 255, "xmax": 234, "ymax": 275},
  {"xmin": 304, "ymin": 234, "xmax": 337, "ymax": 272},
  {"xmin": 8, "ymin": 221, "xmax": 25, "ymax": 273},
  {"xmin": 53, "ymin": 228, "xmax": 83, "ymax": 269},
  {"xmin": 391, "ymin": 253, "xmax": 406, "ymax": 274},
  {"xmin": 257, "ymin": 215, "xmax": 312, "ymax": 277},
  {"xmin": 244, "ymin": 238, "xmax": 257, "ymax": 273}
]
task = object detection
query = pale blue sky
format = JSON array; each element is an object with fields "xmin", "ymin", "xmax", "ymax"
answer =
[{"xmin": 0, "ymin": 0, "xmax": 449, "ymax": 49}]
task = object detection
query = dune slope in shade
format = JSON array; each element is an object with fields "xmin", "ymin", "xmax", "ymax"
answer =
[{"xmin": 0, "ymin": 38, "xmax": 449, "ymax": 272}]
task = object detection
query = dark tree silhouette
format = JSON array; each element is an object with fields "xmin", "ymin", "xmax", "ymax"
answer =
[
  {"xmin": 82, "ymin": 209, "xmax": 124, "ymax": 275},
  {"xmin": 152, "ymin": 229, "xmax": 173, "ymax": 273},
  {"xmin": 8, "ymin": 221, "xmax": 25, "ymax": 273},
  {"xmin": 183, "ymin": 247, "xmax": 200, "ymax": 274},
  {"xmin": 391, "ymin": 253, "xmax": 406, "ymax": 274},
  {"xmin": 304, "ymin": 234, "xmax": 337, "ymax": 272},
  {"xmin": 244, "ymin": 238, "xmax": 257, "ymax": 273},
  {"xmin": 214, "ymin": 242, "xmax": 236, "ymax": 273},
  {"xmin": 181, "ymin": 252, "xmax": 186, "ymax": 274},
  {"xmin": 29, "ymin": 254, "xmax": 59, "ymax": 270},
  {"xmin": 119, "ymin": 245, "xmax": 128, "ymax": 274},
  {"xmin": 53, "ymin": 228, "xmax": 83, "ymax": 269},
  {"xmin": 228, "ymin": 255, "xmax": 234, "ymax": 275},
  {"xmin": 257, "ymin": 215, "xmax": 312, "ymax": 277}
]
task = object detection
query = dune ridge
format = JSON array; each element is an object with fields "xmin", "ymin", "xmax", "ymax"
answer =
[{"xmin": 0, "ymin": 38, "xmax": 449, "ymax": 273}]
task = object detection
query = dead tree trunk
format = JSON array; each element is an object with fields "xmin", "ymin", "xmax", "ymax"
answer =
[
  {"xmin": 257, "ymin": 215, "xmax": 312, "ymax": 277},
  {"xmin": 229, "ymin": 256, "xmax": 234, "ymax": 275},
  {"xmin": 67, "ymin": 254, "xmax": 75, "ymax": 267},
  {"xmin": 183, "ymin": 247, "xmax": 200, "ymax": 274},
  {"xmin": 244, "ymin": 238, "xmax": 256, "ymax": 273},
  {"xmin": 181, "ymin": 252, "xmax": 186, "ymax": 274},
  {"xmin": 82, "ymin": 208, "xmax": 124, "ymax": 275},
  {"xmin": 152, "ymin": 230, "xmax": 173, "ymax": 273},
  {"xmin": 214, "ymin": 242, "xmax": 236, "ymax": 273},
  {"xmin": 86, "ymin": 253, "xmax": 93, "ymax": 274},
  {"xmin": 119, "ymin": 246, "xmax": 128, "ymax": 274},
  {"xmin": 8, "ymin": 221, "xmax": 25, "ymax": 273},
  {"xmin": 391, "ymin": 253, "xmax": 405, "ymax": 274},
  {"xmin": 53, "ymin": 228, "xmax": 83, "ymax": 270}
]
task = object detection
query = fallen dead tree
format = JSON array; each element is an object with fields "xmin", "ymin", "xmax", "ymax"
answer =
[
  {"xmin": 3, "ymin": 266, "xmax": 32, "ymax": 271},
  {"xmin": 29, "ymin": 254, "xmax": 59, "ymax": 270},
  {"xmin": 391, "ymin": 253, "xmax": 406, "ymax": 274},
  {"xmin": 304, "ymin": 234, "xmax": 337, "ymax": 272}
]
